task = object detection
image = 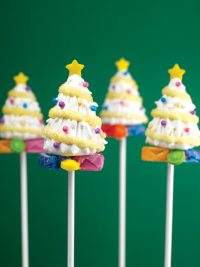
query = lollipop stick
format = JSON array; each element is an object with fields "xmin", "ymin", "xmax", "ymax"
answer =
[
  {"xmin": 68, "ymin": 171, "xmax": 75, "ymax": 267},
  {"xmin": 164, "ymin": 163, "xmax": 174, "ymax": 267},
  {"xmin": 20, "ymin": 151, "xmax": 29, "ymax": 267},
  {"xmin": 119, "ymin": 138, "xmax": 126, "ymax": 267}
]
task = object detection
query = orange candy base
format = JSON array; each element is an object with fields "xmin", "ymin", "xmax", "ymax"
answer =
[
  {"xmin": 142, "ymin": 146, "xmax": 169, "ymax": 162},
  {"xmin": 101, "ymin": 124, "xmax": 127, "ymax": 139},
  {"xmin": 0, "ymin": 140, "xmax": 12, "ymax": 153}
]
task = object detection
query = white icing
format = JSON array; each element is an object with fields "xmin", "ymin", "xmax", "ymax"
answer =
[
  {"xmin": 5, "ymin": 97, "xmax": 41, "ymax": 112},
  {"xmin": 101, "ymin": 71, "xmax": 147, "ymax": 126},
  {"xmin": 156, "ymin": 95, "xmax": 195, "ymax": 112},
  {"xmin": 146, "ymin": 137, "xmax": 192, "ymax": 150},
  {"xmin": 168, "ymin": 78, "xmax": 186, "ymax": 92},
  {"xmin": 62, "ymin": 74, "xmax": 91, "ymax": 94},
  {"xmin": 55, "ymin": 93, "xmax": 98, "ymax": 115},
  {"xmin": 44, "ymin": 119, "xmax": 106, "ymax": 156}
]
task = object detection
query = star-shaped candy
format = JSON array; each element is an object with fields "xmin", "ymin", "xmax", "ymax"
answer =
[
  {"xmin": 14, "ymin": 72, "xmax": 29, "ymax": 85},
  {"xmin": 66, "ymin": 60, "xmax": 85, "ymax": 77},
  {"xmin": 116, "ymin": 58, "xmax": 130, "ymax": 71},
  {"xmin": 168, "ymin": 64, "xmax": 186, "ymax": 81}
]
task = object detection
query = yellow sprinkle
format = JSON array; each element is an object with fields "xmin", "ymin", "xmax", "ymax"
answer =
[
  {"xmin": 61, "ymin": 159, "xmax": 80, "ymax": 171},
  {"xmin": 146, "ymin": 129, "xmax": 200, "ymax": 147},
  {"xmin": 106, "ymin": 92, "xmax": 142, "ymax": 103},
  {"xmin": 49, "ymin": 107, "xmax": 101, "ymax": 127},
  {"xmin": 162, "ymin": 86, "xmax": 191, "ymax": 102},
  {"xmin": 2, "ymin": 106, "xmax": 43, "ymax": 118},
  {"xmin": 43, "ymin": 127, "xmax": 105, "ymax": 151},
  {"xmin": 59, "ymin": 85, "xmax": 93, "ymax": 102}
]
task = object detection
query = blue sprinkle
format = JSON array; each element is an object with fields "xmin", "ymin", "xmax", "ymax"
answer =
[
  {"xmin": 161, "ymin": 97, "xmax": 167, "ymax": 103},
  {"xmin": 102, "ymin": 105, "xmax": 108, "ymax": 110},
  {"xmin": 23, "ymin": 103, "xmax": 28, "ymax": 108},
  {"xmin": 123, "ymin": 71, "xmax": 129, "ymax": 76},
  {"xmin": 53, "ymin": 98, "xmax": 58, "ymax": 105},
  {"xmin": 90, "ymin": 105, "xmax": 97, "ymax": 112}
]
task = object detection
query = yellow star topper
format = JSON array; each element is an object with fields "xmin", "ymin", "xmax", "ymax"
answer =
[
  {"xmin": 168, "ymin": 64, "xmax": 186, "ymax": 80},
  {"xmin": 66, "ymin": 60, "xmax": 85, "ymax": 77},
  {"xmin": 14, "ymin": 72, "xmax": 29, "ymax": 85},
  {"xmin": 116, "ymin": 58, "xmax": 130, "ymax": 71}
]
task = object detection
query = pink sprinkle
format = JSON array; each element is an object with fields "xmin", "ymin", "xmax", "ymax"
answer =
[
  {"xmin": 63, "ymin": 126, "xmax": 69, "ymax": 133},
  {"xmin": 126, "ymin": 89, "xmax": 131, "ymax": 94},
  {"xmin": 175, "ymin": 82, "xmax": 181, "ymax": 87},
  {"xmin": 83, "ymin": 81, "xmax": 89, "ymax": 87},
  {"xmin": 10, "ymin": 98, "xmax": 15, "ymax": 105},
  {"xmin": 184, "ymin": 127, "xmax": 190, "ymax": 133},
  {"xmin": 120, "ymin": 100, "xmax": 125, "ymax": 105},
  {"xmin": 39, "ymin": 119, "xmax": 43, "ymax": 124}
]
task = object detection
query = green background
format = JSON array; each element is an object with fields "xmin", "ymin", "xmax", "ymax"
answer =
[{"xmin": 0, "ymin": 0, "xmax": 200, "ymax": 266}]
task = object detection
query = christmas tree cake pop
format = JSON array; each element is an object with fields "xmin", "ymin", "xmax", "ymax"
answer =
[
  {"xmin": 100, "ymin": 58, "xmax": 148, "ymax": 139},
  {"xmin": 0, "ymin": 72, "xmax": 44, "ymax": 153},
  {"xmin": 142, "ymin": 64, "xmax": 200, "ymax": 165},
  {"xmin": 40, "ymin": 60, "xmax": 106, "ymax": 171}
]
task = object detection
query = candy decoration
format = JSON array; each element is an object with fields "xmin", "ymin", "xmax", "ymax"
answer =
[
  {"xmin": 63, "ymin": 126, "xmax": 69, "ymax": 133},
  {"xmin": 0, "ymin": 72, "xmax": 44, "ymax": 267},
  {"xmin": 23, "ymin": 103, "xmax": 28, "ymax": 109},
  {"xmin": 10, "ymin": 140, "xmax": 25, "ymax": 153},
  {"xmin": 95, "ymin": 128, "xmax": 101, "ymax": 134},
  {"xmin": 59, "ymin": 101, "xmax": 65, "ymax": 108},
  {"xmin": 167, "ymin": 150, "xmax": 185, "ymax": 165},
  {"xmin": 142, "ymin": 64, "xmax": 200, "ymax": 267},
  {"xmin": 41, "ymin": 60, "xmax": 106, "ymax": 267},
  {"xmin": 161, "ymin": 96, "xmax": 167, "ymax": 103},
  {"xmin": 161, "ymin": 120, "xmax": 167, "ymax": 126},
  {"xmin": 53, "ymin": 98, "xmax": 58, "ymax": 105},
  {"xmin": 90, "ymin": 105, "xmax": 97, "ymax": 112},
  {"xmin": 53, "ymin": 142, "xmax": 60, "ymax": 149},
  {"xmin": 100, "ymin": 58, "xmax": 148, "ymax": 267},
  {"xmin": 83, "ymin": 81, "xmax": 89, "ymax": 87}
]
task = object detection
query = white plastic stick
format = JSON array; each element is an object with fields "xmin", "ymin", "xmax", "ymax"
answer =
[
  {"xmin": 119, "ymin": 138, "xmax": 126, "ymax": 267},
  {"xmin": 164, "ymin": 163, "xmax": 174, "ymax": 267},
  {"xmin": 20, "ymin": 152, "xmax": 29, "ymax": 267},
  {"xmin": 68, "ymin": 171, "xmax": 75, "ymax": 267}
]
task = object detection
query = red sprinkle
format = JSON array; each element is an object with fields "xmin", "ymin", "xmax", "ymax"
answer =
[
  {"xmin": 10, "ymin": 98, "xmax": 15, "ymax": 105},
  {"xmin": 83, "ymin": 81, "xmax": 89, "ymax": 87},
  {"xmin": 63, "ymin": 126, "xmax": 69, "ymax": 133},
  {"xmin": 175, "ymin": 82, "xmax": 181, "ymax": 87},
  {"xmin": 184, "ymin": 127, "xmax": 190, "ymax": 133}
]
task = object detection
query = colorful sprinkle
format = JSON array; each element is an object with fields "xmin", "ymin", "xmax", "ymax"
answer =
[
  {"xmin": 126, "ymin": 89, "xmax": 131, "ymax": 94},
  {"xmin": 175, "ymin": 82, "xmax": 181, "ymax": 87},
  {"xmin": 23, "ymin": 103, "xmax": 28, "ymax": 108},
  {"xmin": 10, "ymin": 98, "xmax": 15, "ymax": 105},
  {"xmin": 59, "ymin": 101, "xmax": 65, "ymax": 108},
  {"xmin": 0, "ymin": 118, "xmax": 4, "ymax": 124},
  {"xmin": 191, "ymin": 109, "xmax": 196, "ymax": 115},
  {"xmin": 39, "ymin": 118, "xmax": 43, "ymax": 124},
  {"xmin": 112, "ymin": 84, "xmax": 116, "ymax": 89},
  {"xmin": 90, "ymin": 105, "xmax": 97, "ymax": 112},
  {"xmin": 95, "ymin": 128, "xmax": 101, "ymax": 134},
  {"xmin": 53, "ymin": 142, "xmax": 60, "ymax": 149},
  {"xmin": 25, "ymin": 85, "xmax": 31, "ymax": 91},
  {"xmin": 53, "ymin": 98, "xmax": 58, "ymax": 105},
  {"xmin": 184, "ymin": 127, "xmax": 190, "ymax": 133},
  {"xmin": 63, "ymin": 126, "xmax": 69, "ymax": 133},
  {"xmin": 102, "ymin": 105, "xmax": 108, "ymax": 110},
  {"xmin": 123, "ymin": 71, "xmax": 129, "ymax": 76},
  {"xmin": 161, "ymin": 120, "xmax": 167, "ymax": 126},
  {"xmin": 120, "ymin": 100, "xmax": 125, "ymax": 105},
  {"xmin": 83, "ymin": 81, "xmax": 89, "ymax": 87},
  {"xmin": 161, "ymin": 97, "xmax": 167, "ymax": 103}
]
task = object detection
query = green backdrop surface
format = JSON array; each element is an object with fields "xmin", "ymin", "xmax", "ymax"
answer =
[{"xmin": 1, "ymin": 0, "xmax": 200, "ymax": 266}]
